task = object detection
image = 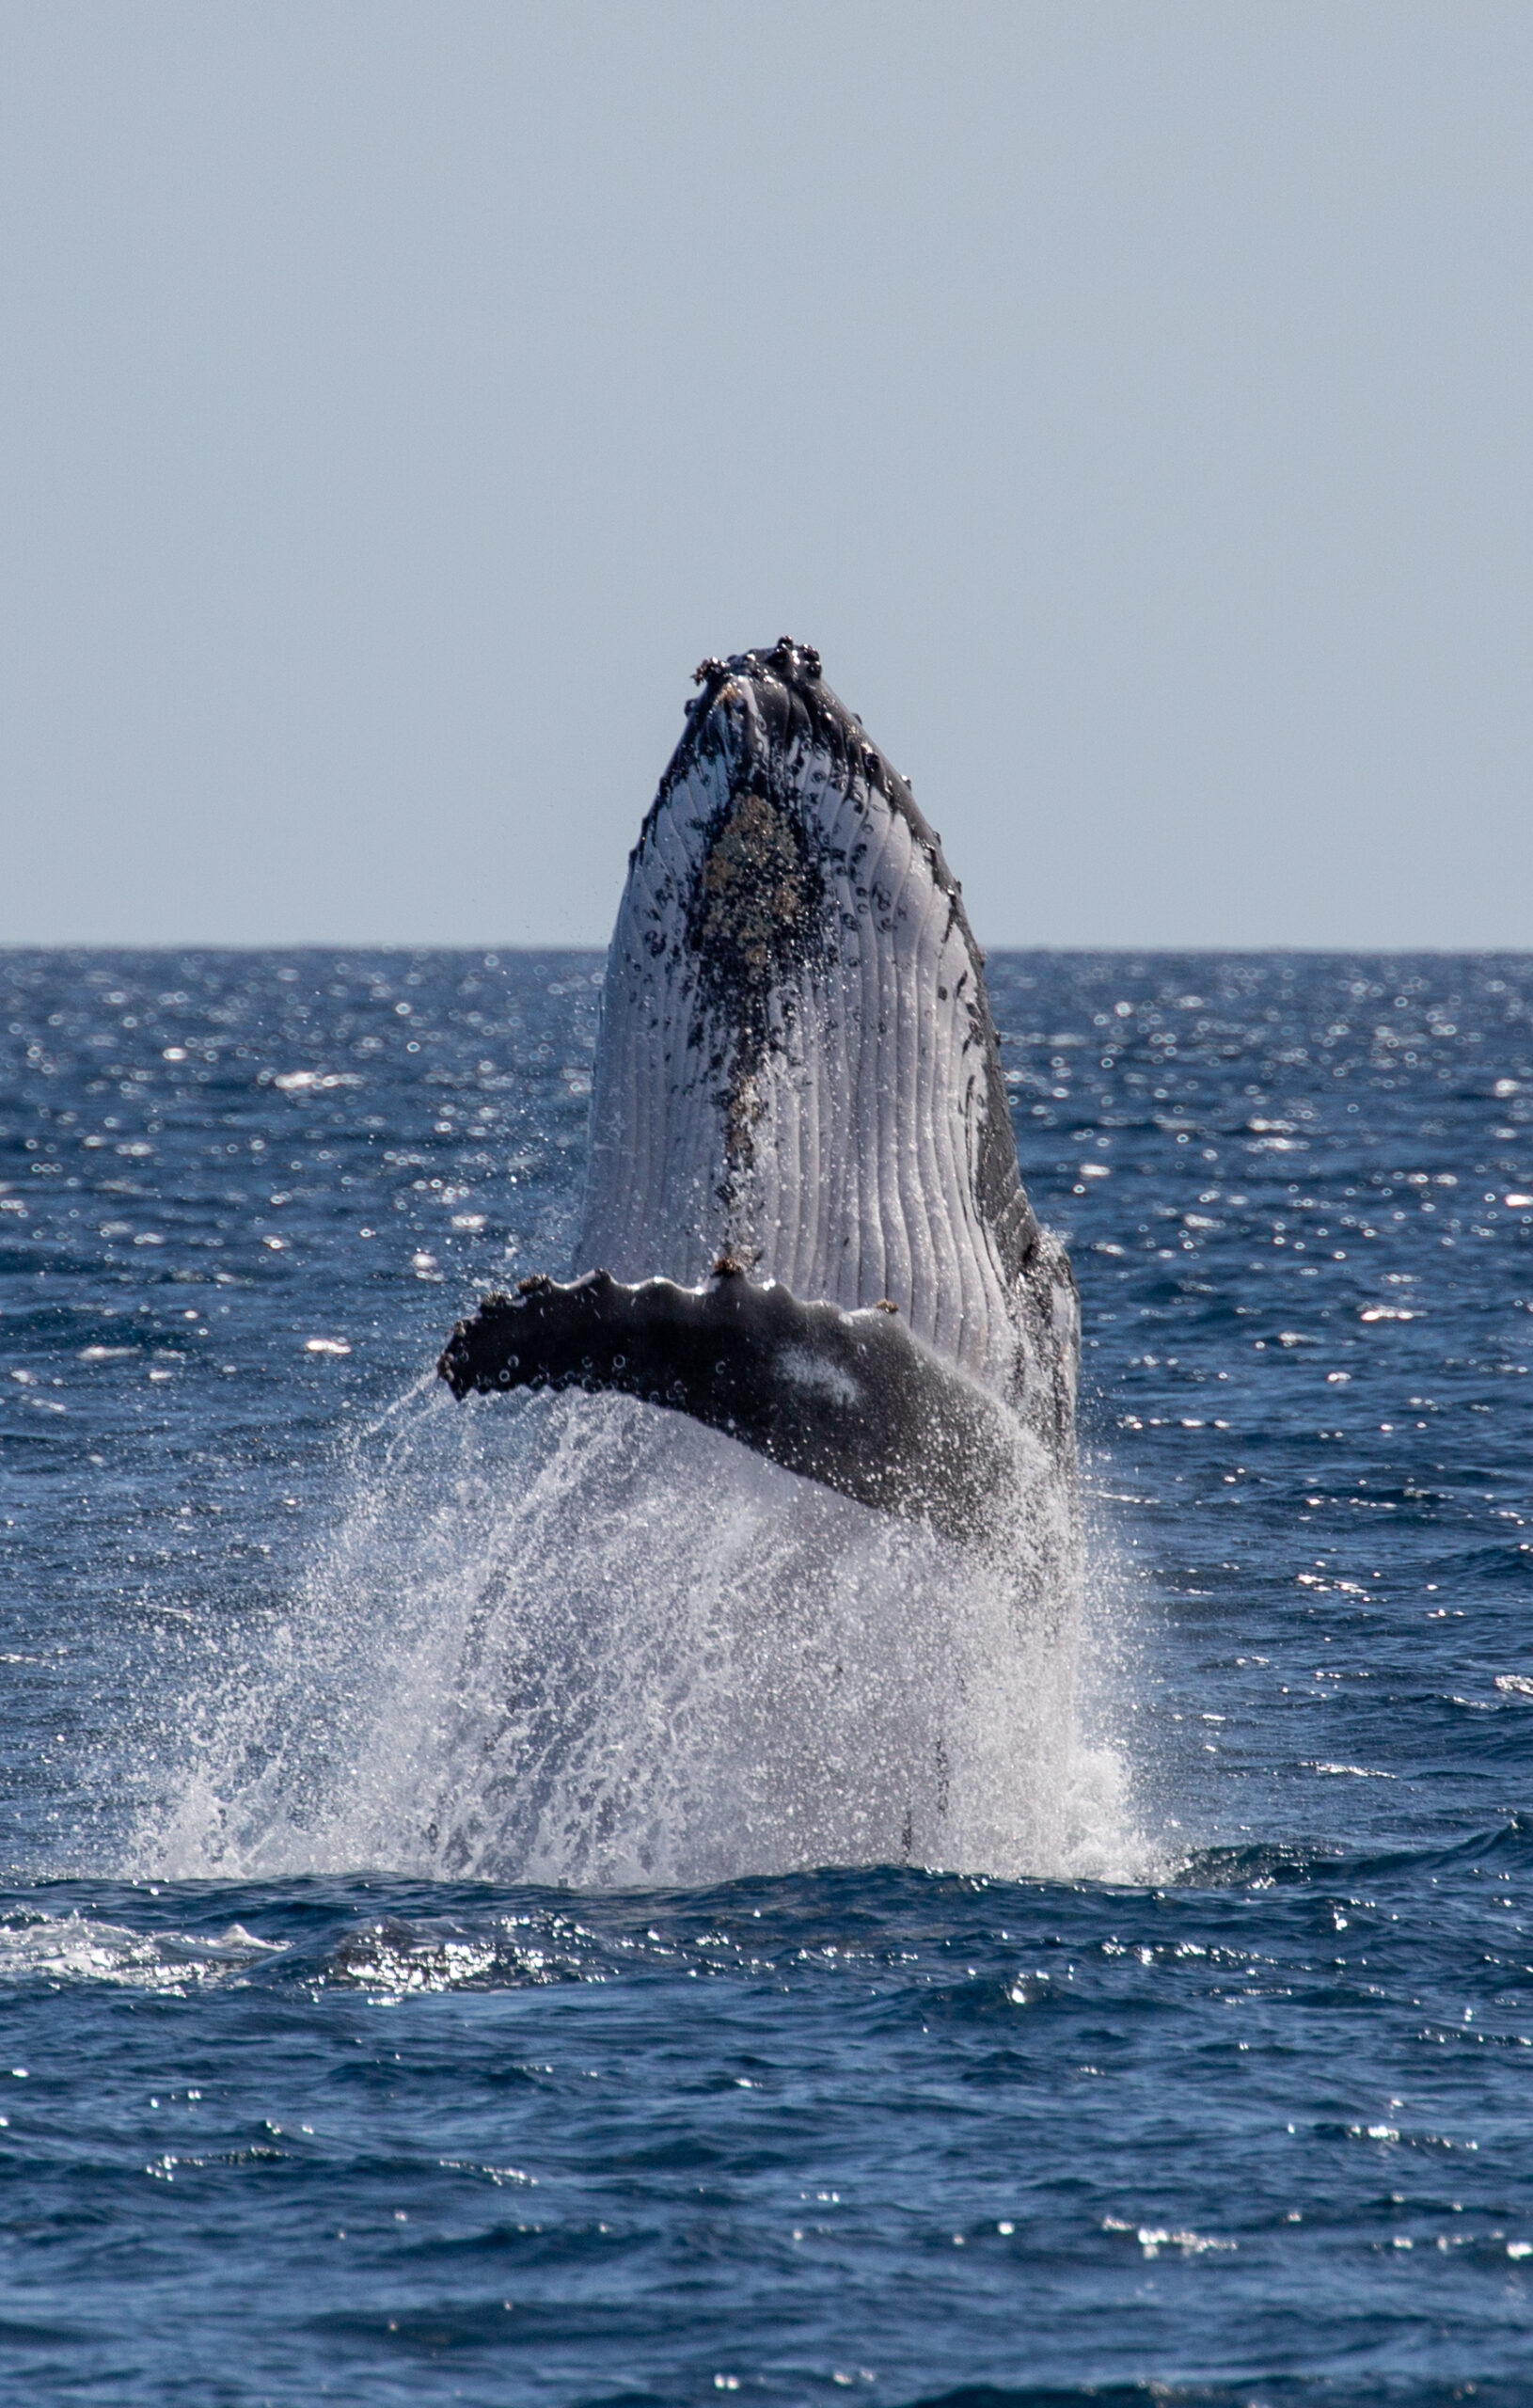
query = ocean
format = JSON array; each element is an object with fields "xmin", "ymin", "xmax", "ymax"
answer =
[{"xmin": 1, "ymin": 946, "xmax": 1529, "ymax": 2405}]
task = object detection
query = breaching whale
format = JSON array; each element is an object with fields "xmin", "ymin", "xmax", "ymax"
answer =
[{"xmin": 439, "ymin": 640, "xmax": 1079, "ymax": 1553}]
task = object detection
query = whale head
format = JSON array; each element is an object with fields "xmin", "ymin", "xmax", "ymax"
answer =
[{"xmin": 577, "ymin": 642, "xmax": 1050, "ymax": 1390}]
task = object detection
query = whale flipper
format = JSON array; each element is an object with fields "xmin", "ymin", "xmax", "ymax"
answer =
[{"xmin": 437, "ymin": 1266, "xmax": 1026, "ymax": 1545}]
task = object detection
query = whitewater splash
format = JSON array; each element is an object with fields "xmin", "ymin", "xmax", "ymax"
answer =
[
  {"xmin": 124, "ymin": 638, "xmax": 1152, "ymax": 1890},
  {"xmin": 120, "ymin": 643, "xmax": 1125, "ymax": 1891},
  {"xmin": 133, "ymin": 1384, "xmax": 1140, "ymax": 1889}
]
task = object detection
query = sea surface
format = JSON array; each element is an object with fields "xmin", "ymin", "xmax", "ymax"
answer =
[{"xmin": 1, "ymin": 947, "xmax": 1530, "ymax": 2406}]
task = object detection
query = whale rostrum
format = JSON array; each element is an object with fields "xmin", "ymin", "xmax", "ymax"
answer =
[{"xmin": 439, "ymin": 640, "xmax": 1079, "ymax": 1540}]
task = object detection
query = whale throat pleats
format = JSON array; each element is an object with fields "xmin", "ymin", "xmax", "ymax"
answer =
[{"xmin": 577, "ymin": 641, "xmax": 1051, "ymax": 1396}]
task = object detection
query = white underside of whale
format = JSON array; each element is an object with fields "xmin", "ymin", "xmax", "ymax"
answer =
[{"xmin": 577, "ymin": 669, "xmax": 1037, "ymax": 1393}]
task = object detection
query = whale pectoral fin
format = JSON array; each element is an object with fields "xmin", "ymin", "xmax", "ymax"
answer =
[{"xmin": 437, "ymin": 1268, "xmax": 1019, "ymax": 1544}]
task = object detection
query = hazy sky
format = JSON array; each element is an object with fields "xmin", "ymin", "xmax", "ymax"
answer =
[{"xmin": 3, "ymin": 3, "xmax": 1530, "ymax": 950}]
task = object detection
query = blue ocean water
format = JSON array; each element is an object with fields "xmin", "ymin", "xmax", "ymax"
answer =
[{"xmin": 1, "ymin": 947, "xmax": 1530, "ymax": 2406}]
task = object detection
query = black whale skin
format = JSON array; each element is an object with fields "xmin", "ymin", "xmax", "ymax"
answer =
[{"xmin": 438, "ymin": 1263, "xmax": 1020, "ymax": 1544}]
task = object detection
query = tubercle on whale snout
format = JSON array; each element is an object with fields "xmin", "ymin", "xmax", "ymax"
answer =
[{"xmin": 435, "ymin": 1265, "xmax": 1021, "ymax": 1543}]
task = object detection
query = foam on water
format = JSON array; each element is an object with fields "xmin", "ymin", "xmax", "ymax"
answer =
[
  {"xmin": 0, "ymin": 1912, "xmax": 284, "ymax": 1990},
  {"xmin": 134, "ymin": 1383, "xmax": 1123, "ymax": 1889}
]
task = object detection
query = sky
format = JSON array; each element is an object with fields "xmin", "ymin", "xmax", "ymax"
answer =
[{"xmin": 2, "ymin": 2, "xmax": 1530, "ymax": 951}]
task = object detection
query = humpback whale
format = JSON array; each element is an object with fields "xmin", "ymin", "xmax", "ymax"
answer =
[{"xmin": 439, "ymin": 640, "xmax": 1078, "ymax": 1556}]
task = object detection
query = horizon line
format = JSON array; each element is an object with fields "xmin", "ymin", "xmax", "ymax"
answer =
[{"xmin": 2, "ymin": 939, "xmax": 1530, "ymax": 960}]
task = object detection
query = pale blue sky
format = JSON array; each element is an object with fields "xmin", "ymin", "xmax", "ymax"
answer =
[{"xmin": 3, "ymin": 2, "xmax": 1530, "ymax": 949}]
